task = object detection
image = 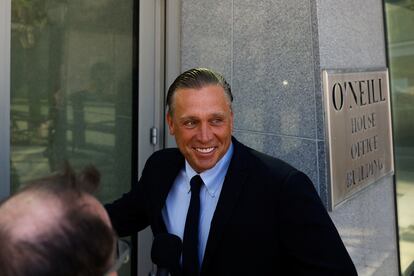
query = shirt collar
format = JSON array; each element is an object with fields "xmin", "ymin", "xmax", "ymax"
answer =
[{"xmin": 185, "ymin": 142, "xmax": 234, "ymax": 197}]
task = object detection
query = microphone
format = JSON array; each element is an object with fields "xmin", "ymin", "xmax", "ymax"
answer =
[{"xmin": 151, "ymin": 233, "xmax": 182, "ymax": 276}]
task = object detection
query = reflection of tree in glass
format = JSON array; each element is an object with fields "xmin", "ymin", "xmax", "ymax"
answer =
[
  {"xmin": 11, "ymin": 0, "xmax": 49, "ymax": 48},
  {"xmin": 70, "ymin": 62, "xmax": 114, "ymax": 149},
  {"xmin": 66, "ymin": 0, "xmax": 131, "ymax": 33}
]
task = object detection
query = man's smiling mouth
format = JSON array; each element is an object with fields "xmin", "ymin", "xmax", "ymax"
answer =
[{"xmin": 194, "ymin": 147, "xmax": 215, "ymax": 153}]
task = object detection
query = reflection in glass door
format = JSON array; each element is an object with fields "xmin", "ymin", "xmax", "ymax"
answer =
[
  {"xmin": 385, "ymin": 1, "xmax": 414, "ymax": 275},
  {"xmin": 10, "ymin": 1, "xmax": 135, "ymax": 275}
]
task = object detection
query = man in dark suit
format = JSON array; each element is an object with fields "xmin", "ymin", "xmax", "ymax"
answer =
[{"xmin": 105, "ymin": 68, "xmax": 357, "ymax": 275}]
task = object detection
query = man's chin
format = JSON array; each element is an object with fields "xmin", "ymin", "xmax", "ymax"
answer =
[{"xmin": 190, "ymin": 160, "xmax": 216, "ymax": 173}]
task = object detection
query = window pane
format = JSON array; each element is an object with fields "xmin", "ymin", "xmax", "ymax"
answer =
[
  {"xmin": 11, "ymin": 1, "xmax": 135, "ymax": 274},
  {"xmin": 385, "ymin": 2, "xmax": 414, "ymax": 275}
]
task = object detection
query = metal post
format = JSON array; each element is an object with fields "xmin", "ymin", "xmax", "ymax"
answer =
[{"xmin": 0, "ymin": 0, "xmax": 11, "ymax": 200}]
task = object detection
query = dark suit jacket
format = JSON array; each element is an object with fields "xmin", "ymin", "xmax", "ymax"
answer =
[{"xmin": 105, "ymin": 138, "xmax": 357, "ymax": 275}]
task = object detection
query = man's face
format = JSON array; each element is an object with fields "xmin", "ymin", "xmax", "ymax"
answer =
[{"xmin": 167, "ymin": 85, "xmax": 233, "ymax": 173}]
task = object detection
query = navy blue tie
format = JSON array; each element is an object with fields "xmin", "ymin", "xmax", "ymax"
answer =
[{"xmin": 182, "ymin": 175, "xmax": 203, "ymax": 276}]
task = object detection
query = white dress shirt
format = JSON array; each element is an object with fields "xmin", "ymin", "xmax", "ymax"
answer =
[{"xmin": 162, "ymin": 143, "xmax": 234, "ymax": 265}]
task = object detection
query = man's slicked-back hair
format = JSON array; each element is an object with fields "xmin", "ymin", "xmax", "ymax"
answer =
[{"xmin": 166, "ymin": 68, "xmax": 233, "ymax": 115}]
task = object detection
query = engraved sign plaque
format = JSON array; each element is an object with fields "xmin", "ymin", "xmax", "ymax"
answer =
[{"xmin": 323, "ymin": 69, "xmax": 394, "ymax": 210}]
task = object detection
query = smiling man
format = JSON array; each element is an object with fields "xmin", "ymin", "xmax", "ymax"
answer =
[
  {"xmin": 166, "ymin": 83, "xmax": 233, "ymax": 173},
  {"xmin": 105, "ymin": 68, "xmax": 357, "ymax": 276}
]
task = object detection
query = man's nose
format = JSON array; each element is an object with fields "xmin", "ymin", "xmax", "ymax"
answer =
[{"xmin": 197, "ymin": 122, "xmax": 212, "ymax": 142}]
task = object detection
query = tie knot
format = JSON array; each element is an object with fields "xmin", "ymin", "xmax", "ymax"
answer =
[{"xmin": 190, "ymin": 175, "xmax": 203, "ymax": 194}]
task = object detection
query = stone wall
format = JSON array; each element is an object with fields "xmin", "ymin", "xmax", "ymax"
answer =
[{"xmin": 181, "ymin": 0, "xmax": 398, "ymax": 274}]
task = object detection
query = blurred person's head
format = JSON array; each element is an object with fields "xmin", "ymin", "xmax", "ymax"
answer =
[{"xmin": 0, "ymin": 164, "xmax": 118, "ymax": 276}]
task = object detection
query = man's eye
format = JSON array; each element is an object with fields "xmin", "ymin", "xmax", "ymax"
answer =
[
  {"xmin": 211, "ymin": 118, "xmax": 223, "ymax": 125},
  {"xmin": 184, "ymin": 121, "xmax": 196, "ymax": 128}
]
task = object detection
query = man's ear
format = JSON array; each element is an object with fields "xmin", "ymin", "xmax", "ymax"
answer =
[{"xmin": 166, "ymin": 113, "xmax": 175, "ymax": 135}]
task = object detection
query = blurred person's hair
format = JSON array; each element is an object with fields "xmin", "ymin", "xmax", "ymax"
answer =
[{"xmin": 0, "ymin": 164, "xmax": 116, "ymax": 276}]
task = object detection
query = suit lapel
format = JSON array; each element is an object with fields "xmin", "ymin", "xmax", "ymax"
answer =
[
  {"xmin": 151, "ymin": 150, "xmax": 185, "ymax": 234},
  {"xmin": 201, "ymin": 138, "xmax": 249, "ymax": 272}
]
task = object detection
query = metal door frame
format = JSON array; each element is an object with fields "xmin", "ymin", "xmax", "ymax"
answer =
[
  {"xmin": 0, "ymin": 0, "xmax": 11, "ymax": 201},
  {"xmin": 137, "ymin": 0, "xmax": 180, "ymax": 274}
]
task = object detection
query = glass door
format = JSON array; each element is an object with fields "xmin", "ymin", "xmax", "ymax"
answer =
[
  {"xmin": 10, "ymin": 0, "xmax": 136, "ymax": 275},
  {"xmin": 3, "ymin": 0, "xmax": 177, "ymax": 274},
  {"xmin": 385, "ymin": 1, "xmax": 414, "ymax": 275}
]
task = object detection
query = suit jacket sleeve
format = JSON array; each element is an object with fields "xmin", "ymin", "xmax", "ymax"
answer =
[
  {"xmin": 278, "ymin": 171, "xmax": 357, "ymax": 275},
  {"xmin": 105, "ymin": 156, "xmax": 153, "ymax": 237}
]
